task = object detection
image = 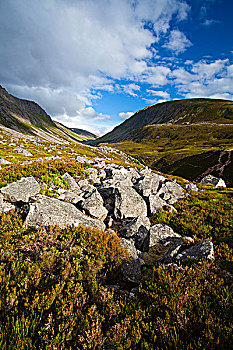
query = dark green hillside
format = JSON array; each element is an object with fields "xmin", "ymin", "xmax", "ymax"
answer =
[
  {"xmin": 0, "ymin": 85, "xmax": 55, "ymax": 134},
  {"xmin": 95, "ymin": 98, "xmax": 233, "ymax": 144}
]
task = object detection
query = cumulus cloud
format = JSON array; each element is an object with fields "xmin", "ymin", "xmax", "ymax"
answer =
[
  {"xmin": 146, "ymin": 90, "xmax": 170, "ymax": 99},
  {"xmin": 0, "ymin": 0, "xmax": 190, "ymax": 122},
  {"xmin": 163, "ymin": 30, "xmax": 192, "ymax": 55},
  {"xmin": 123, "ymin": 84, "xmax": 141, "ymax": 97},
  {"xmin": 119, "ymin": 112, "xmax": 134, "ymax": 120}
]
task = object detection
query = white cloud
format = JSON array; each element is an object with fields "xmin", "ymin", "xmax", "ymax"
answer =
[
  {"xmin": 0, "ymin": 0, "xmax": 190, "ymax": 124},
  {"xmin": 119, "ymin": 112, "xmax": 134, "ymax": 120},
  {"xmin": 146, "ymin": 89, "xmax": 170, "ymax": 99},
  {"xmin": 163, "ymin": 30, "xmax": 192, "ymax": 54},
  {"xmin": 123, "ymin": 84, "xmax": 141, "ymax": 96},
  {"xmin": 143, "ymin": 66, "xmax": 171, "ymax": 86}
]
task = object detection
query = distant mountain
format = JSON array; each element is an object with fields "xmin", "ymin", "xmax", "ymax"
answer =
[
  {"xmin": 0, "ymin": 86, "xmax": 96, "ymax": 143},
  {"xmin": 92, "ymin": 98, "xmax": 233, "ymax": 186},
  {"xmin": 70, "ymin": 128, "xmax": 98, "ymax": 140},
  {"xmin": 95, "ymin": 98, "xmax": 233, "ymax": 143}
]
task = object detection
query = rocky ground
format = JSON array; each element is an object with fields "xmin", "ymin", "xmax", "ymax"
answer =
[{"xmin": 0, "ymin": 144, "xmax": 223, "ymax": 288}]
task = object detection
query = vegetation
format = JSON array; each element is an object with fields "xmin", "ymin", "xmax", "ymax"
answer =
[{"xmin": 0, "ymin": 161, "xmax": 232, "ymax": 348}]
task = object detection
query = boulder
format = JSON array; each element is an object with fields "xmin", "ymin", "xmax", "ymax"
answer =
[
  {"xmin": 1, "ymin": 176, "xmax": 40, "ymax": 202},
  {"xmin": 76, "ymin": 156, "xmax": 88, "ymax": 163},
  {"xmin": 0, "ymin": 194, "xmax": 15, "ymax": 213},
  {"xmin": 149, "ymin": 224, "xmax": 181, "ymax": 247},
  {"xmin": 120, "ymin": 238, "xmax": 142, "ymax": 283},
  {"xmin": 200, "ymin": 175, "xmax": 226, "ymax": 188},
  {"xmin": 0, "ymin": 157, "xmax": 11, "ymax": 164},
  {"xmin": 185, "ymin": 183, "xmax": 199, "ymax": 191},
  {"xmin": 62, "ymin": 173, "xmax": 78, "ymax": 190},
  {"xmin": 13, "ymin": 147, "xmax": 33, "ymax": 156},
  {"xmin": 176, "ymin": 239, "xmax": 214, "ymax": 262},
  {"xmin": 58, "ymin": 191, "xmax": 82, "ymax": 204},
  {"xmin": 148, "ymin": 195, "xmax": 167, "ymax": 214},
  {"xmin": 119, "ymin": 216, "xmax": 151, "ymax": 238},
  {"xmin": 25, "ymin": 195, "xmax": 105, "ymax": 231},
  {"xmin": 114, "ymin": 185, "xmax": 147, "ymax": 220},
  {"xmin": 134, "ymin": 173, "xmax": 160, "ymax": 198},
  {"xmin": 80, "ymin": 189, "xmax": 108, "ymax": 221},
  {"xmin": 157, "ymin": 181, "xmax": 185, "ymax": 204}
]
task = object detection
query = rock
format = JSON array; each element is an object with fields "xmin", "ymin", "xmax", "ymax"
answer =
[
  {"xmin": 58, "ymin": 191, "xmax": 82, "ymax": 204},
  {"xmin": 62, "ymin": 173, "xmax": 78, "ymax": 190},
  {"xmin": 157, "ymin": 181, "xmax": 185, "ymax": 204},
  {"xmin": 149, "ymin": 224, "xmax": 181, "ymax": 247},
  {"xmin": 176, "ymin": 239, "xmax": 214, "ymax": 262},
  {"xmin": 185, "ymin": 183, "xmax": 199, "ymax": 191},
  {"xmin": 114, "ymin": 185, "xmax": 147, "ymax": 220},
  {"xmin": 200, "ymin": 175, "xmax": 226, "ymax": 187},
  {"xmin": 0, "ymin": 194, "xmax": 15, "ymax": 213},
  {"xmin": 1, "ymin": 177, "xmax": 40, "ymax": 202},
  {"xmin": 119, "ymin": 216, "xmax": 151, "ymax": 238},
  {"xmin": 80, "ymin": 189, "xmax": 108, "ymax": 221},
  {"xmin": 148, "ymin": 195, "xmax": 167, "ymax": 214},
  {"xmin": 25, "ymin": 195, "xmax": 105, "ymax": 231},
  {"xmin": 134, "ymin": 173, "xmax": 160, "ymax": 198},
  {"xmin": 76, "ymin": 156, "xmax": 88, "ymax": 163},
  {"xmin": 0, "ymin": 157, "xmax": 11, "ymax": 164},
  {"xmin": 13, "ymin": 147, "xmax": 33, "ymax": 156},
  {"xmin": 120, "ymin": 238, "xmax": 142, "ymax": 283},
  {"xmin": 120, "ymin": 238, "xmax": 138, "ymax": 260}
]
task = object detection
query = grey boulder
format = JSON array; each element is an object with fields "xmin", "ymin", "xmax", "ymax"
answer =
[
  {"xmin": 114, "ymin": 185, "xmax": 147, "ymax": 219},
  {"xmin": 25, "ymin": 195, "xmax": 105, "ymax": 231},
  {"xmin": 200, "ymin": 175, "xmax": 226, "ymax": 187},
  {"xmin": 80, "ymin": 189, "xmax": 108, "ymax": 221},
  {"xmin": 1, "ymin": 176, "xmax": 40, "ymax": 202}
]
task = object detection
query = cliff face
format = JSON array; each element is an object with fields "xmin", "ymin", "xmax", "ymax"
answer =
[{"xmin": 96, "ymin": 98, "xmax": 233, "ymax": 143}]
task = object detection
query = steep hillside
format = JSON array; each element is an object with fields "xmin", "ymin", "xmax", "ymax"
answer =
[
  {"xmin": 54, "ymin": 121, "xmax": 97, "ymax": 141},
  {"xmin": 96, "ymin": 98, "xmax": 233, "ymax": 143},
  {"xmin": 0, "ymin": 86, "xmax": 97, "ymax": 143}
]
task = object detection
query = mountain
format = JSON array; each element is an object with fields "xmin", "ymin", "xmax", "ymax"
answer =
[
  {"xmin": 95, "ymin": 98, "xmax": 233, "ymax": 143},
  {"xmin": 54, "ymin": 121, "xmax": 97, "ymax": 141},
  {"xmin": 93, "ymin": 98, "xmax": 233, "ymax": 186},
  {"xmin": 0, "ymin": 86, "xmax": 96, "ymax": 143}
]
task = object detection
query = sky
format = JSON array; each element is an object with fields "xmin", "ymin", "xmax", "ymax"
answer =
[{"xmin": 0, "ymin": 0, "xmax": 233, "ymax": 135}]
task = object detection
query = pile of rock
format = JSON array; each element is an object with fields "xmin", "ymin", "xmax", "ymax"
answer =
[{"xmin": 0, "ymin": 161, "xmax": 215, "ymax": 284}]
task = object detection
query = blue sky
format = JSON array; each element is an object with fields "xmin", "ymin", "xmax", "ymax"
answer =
[{"xmin": 0, "ymin": 0, "xmax": 233, "ymax": 135}]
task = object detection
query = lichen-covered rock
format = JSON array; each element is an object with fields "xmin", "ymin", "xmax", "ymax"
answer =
[
  {"xmin": 120, "ymin": 238, "xmax": 142, "ymax": 283},
  {"xmin": 80, "ymin": 189, "xmax": 108, "ymax": 221},
  {"xmin": 185, "ymin": 183, "xmax": 199, "ymax": 191},
  {"xmin": 157, "ymin": 181, "xmax": 185, "ymax": 204},
  {"xmin": 0, "ymin": 193, "xmax": 15, "ymax": 213},
  {"xmin": 1, "ymin": 176, "xmax": 40, "ymax": 202},
  {"xmin": 25, "ymin": 195, "xmax": 105, "ymax": 231},
  {"xmin": 58, "ymin": 190, "xmax": 82, "ymax": 204},
  {"xmin": 149, "ymin": 224, "xmax": 181, "ymax": 247},
  {"xmin": 200, "ymin": 175, "xmax": 226, "ymax": 188},
  {"xmin": 148, "ymin": 195, "xmax": 167, "ymax": 214},
  {"xmin": 62, "ymin": 172, "xmax": 78, "ymax": 190},
  {"xmin": 134, "ymin": 173, "xmax": 160, "ymax": 198},
  {"xmin": 114, "ymin": 185, "xmax": 147, "ymax": 219},
  {"xmin": 176, "ymin": 239, "xmax": 214, "ymax": 262},
  {"xmin": 119, "ymin": 216, "xmax": 151, "ymax": 238}
]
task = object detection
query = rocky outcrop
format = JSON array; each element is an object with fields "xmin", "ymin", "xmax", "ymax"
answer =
[{"xmin": 1, "ymin": 176, "xmax": 40, "ymax": 202}]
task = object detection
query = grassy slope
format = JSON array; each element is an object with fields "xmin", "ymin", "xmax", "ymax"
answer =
[{"xmin": 94, "ymin": 99, "xmax": 233, "ymax": 186}]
